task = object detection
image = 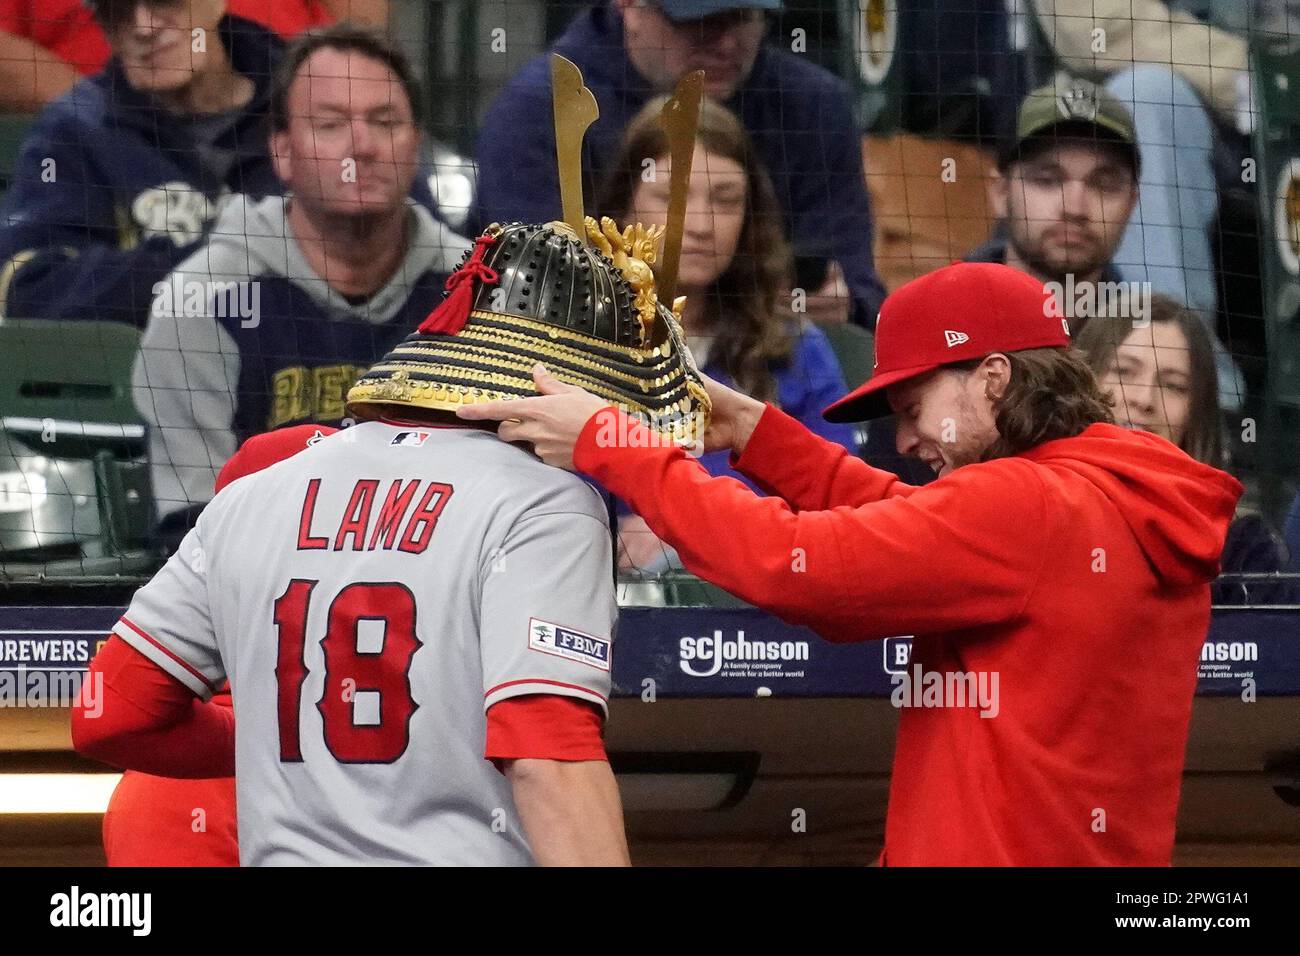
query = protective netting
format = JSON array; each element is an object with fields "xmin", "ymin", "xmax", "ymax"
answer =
[{"xmin": 0, "ymin": 1, "xmax": 1293, "ymax": 606}]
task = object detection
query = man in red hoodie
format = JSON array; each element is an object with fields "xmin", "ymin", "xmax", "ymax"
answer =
[{"xmin": 458, "ymin": 261, "xmax": 1243, "ymax": 866}]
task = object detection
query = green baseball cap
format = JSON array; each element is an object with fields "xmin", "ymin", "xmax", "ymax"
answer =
[{"xmin": 1002, "ymin": 74, "xmax": 1140, "ymax": 173}]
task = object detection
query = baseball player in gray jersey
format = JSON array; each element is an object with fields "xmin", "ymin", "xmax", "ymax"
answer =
[
  {"xmin": 74, "ymin": 203, "xmax": 712, "ymax": 864},
  {"xmin": 77, "ymin": 416, "xmax": 627, "ymax": 865},
  {"xmin": 75, "ymin": 195, "xmax": 719, "ymax": 871},
  {"xmin": 73, "ymin": 51, "xmax": 721, "ymax": 862}
]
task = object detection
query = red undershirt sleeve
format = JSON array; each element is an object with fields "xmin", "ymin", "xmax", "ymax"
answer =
[
  {"xmin": 485, "ymin": 694, "xmax": 607, "ymax": 767},
  {"xmin": 71, "ymin": 636, "xmax": 235, "ymax": 778}
]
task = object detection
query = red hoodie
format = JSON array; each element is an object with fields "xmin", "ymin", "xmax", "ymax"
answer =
[{"xmin": 574, "ymin": 405, "xmax": 1242, "ymax": 866}]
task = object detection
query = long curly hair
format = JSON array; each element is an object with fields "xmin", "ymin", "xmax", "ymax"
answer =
[
  {"xmin": 595, "ymin": 97, "xmax": 794, "ymax": 403},
  {"xmin": 948, "ymin": 348, "xmax": 1116, "ymax": 460}
]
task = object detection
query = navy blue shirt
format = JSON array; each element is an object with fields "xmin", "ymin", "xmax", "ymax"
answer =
[
  {"xmin": 470, "ymin": 3, "xmax": 886, "ymax": 327},
  {"xmin": 0, "ymin": 16, "xmax": 286, "ymax": 326},
  {"xmin": 1213, "ymin": 513, "xmax": 1297, "ymax": 606}
]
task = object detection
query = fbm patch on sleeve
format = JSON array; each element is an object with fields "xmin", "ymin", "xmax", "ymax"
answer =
[
  {"xmin": 478, "ymin": 508, "xmax": 616, "ymax": 714},
  {"xmin": 528, "ymin": 618, "xmax": 611, "ymax": 672}
]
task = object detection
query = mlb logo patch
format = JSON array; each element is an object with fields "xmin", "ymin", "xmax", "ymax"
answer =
[
  {"xmin": 529, "ymin": 618, "xmax": 611, "ymax": 672},
  {"xmin": 390, "ymin": 431, "xmax": 430, "ymax": 447}
]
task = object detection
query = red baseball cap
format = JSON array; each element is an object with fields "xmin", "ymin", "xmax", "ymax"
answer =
[
  {"xmin": 823, "ymin": 262, "xmax": 1071, "ymax": 422},
  {"xmin": 214, "ymin": 425, "xmax": 338, "ymax": 493}
]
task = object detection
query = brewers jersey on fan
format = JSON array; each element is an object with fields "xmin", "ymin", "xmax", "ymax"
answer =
[{"xmin": 111, "ymin": 422, "xmax": 617, "ymax": 865}]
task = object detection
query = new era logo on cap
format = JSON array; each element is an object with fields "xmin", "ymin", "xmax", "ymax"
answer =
[{"xmin": 821, "ymin": 263, "xmax": 1071, "ymax": 423}]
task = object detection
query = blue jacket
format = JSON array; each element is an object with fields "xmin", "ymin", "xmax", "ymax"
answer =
[
  {"xmin": 0, "ymin": 16, "xmax": 286, "ymax": 326},
  {"xmin": 614, "ymin": 321, "xmax": 856, "ymax": 518},
  {"xmin": 1212, "ymin": 512, "xmax": 1298, "ymax": 606},
  {"xmin": 471, "ymin": 4, "xmax": 886, "ymax": 326},
  {"xmin": 694, "ymin": 322, "xmax": 858, "ymax": 490}
]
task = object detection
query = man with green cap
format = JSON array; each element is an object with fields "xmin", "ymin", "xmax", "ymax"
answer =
[
  {"xmin": 965, "ymin": 73, "xmax": 1141, "ymax": 332},
  {"xmin": 965, "ymin": 72, "xmax": 1244, "ymax": 412}
]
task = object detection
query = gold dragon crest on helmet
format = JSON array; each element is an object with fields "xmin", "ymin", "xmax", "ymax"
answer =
[{"xmin": 585, "ymin": 215, "xmax": 678, "ymax": 344}]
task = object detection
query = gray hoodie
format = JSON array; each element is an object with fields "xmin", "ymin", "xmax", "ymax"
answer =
[{"xmin": 133, "ymin": 193, "xmax": 471, "ymax": 527}]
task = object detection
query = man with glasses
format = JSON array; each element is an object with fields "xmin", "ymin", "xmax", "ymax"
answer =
[
  {"xmin": 132, "ymin": 24, "xmax": 468, "ymax": 547},
  {"xmin": 471, "ymin": 0, "xmax": 887, "ymax": 328}
]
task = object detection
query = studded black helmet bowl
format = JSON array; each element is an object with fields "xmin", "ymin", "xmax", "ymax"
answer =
[{"xmin": 346, "ymin": 216, "xmax": 712, "ymax": 445}]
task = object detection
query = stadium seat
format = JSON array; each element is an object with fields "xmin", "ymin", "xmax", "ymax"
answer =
[
  {"xmin": 0, "ymin": 319, "xmax": 143, "ymax": 455},
  {"xmin": 814, "ymin": 320, "xmax": 874, "ymax": 390},
  {"xmin": 1252, "ymin": 43, "xmax": 1300, "ymax": 409},
  {"xmin": 1286, "ymin": 493, "xmax": 1300, "ymax": 571},
  {"xmin": 91, "ymin": 451, "xmax": 154, "ymax": 558},
  {"xmin": 619, "ymin": 571, "xmax": 751, "ymax": 609},
  {"xmin": 1245, "ymin": 40, "xmax": 1300, "ymax": 522},
  {"xmin": 0, "ymin": 319, "xmax": 154, "ymax": 573},
  {"xmin": 863, "ymin": 133, "xmax": 996, "ymax": 292},
  {"xmin": 814, "ymin": 320, "xmax": 875, "ymax": 459},
  {"xmin": 834, "ymin": 0, "xmax": 903, "ymax": 131}
]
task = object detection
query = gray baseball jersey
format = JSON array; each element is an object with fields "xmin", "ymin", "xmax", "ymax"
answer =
[{"xmin": 112, "ymin": 422, "xmax": 617, "ymax": 865}]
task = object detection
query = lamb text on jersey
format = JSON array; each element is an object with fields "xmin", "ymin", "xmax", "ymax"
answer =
[{"xmin": 297, "ymin": 478, "xmax": 455, "ymax": 554}]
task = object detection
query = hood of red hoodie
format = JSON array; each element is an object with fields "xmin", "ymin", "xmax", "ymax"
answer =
[{"xmin": 1020, "ymin": 423, "xmax": 1243, "ymax": 587}]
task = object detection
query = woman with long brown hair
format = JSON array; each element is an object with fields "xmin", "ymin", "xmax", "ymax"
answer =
[
  {"xmin": 597, "ymin": 95, "xmax": 856, "ymax": 571},
  {"xmin": 1076, "ymin": 295, "xmax": 1293, "ymax": 604}
]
